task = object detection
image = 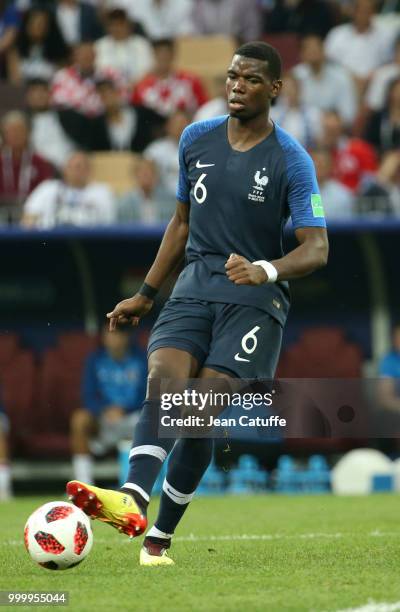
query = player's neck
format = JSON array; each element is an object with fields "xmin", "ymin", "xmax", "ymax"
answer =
[{"xmin": 227, "ymin": 115, "xmax": 273, "ymax": 152}]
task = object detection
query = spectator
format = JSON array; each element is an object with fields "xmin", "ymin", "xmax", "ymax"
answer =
[
  {"xmin": 378, "ymin": 324, "xmax": 400, "ymax": 412},
  {"xmin": 55, "ymin": 0, "xmax": 104, "ymax": 46},
  {"xmin": 51, "ymin": 40, "xmax": 121, "ymax": 118},
  {"xmin": 51, "ymin": 41, "xmax": 127, "ymax": 149},
  {"xmin": 0, "ymin": 403, "xmax": 12, "ymax": 501},
  {"xmin": 91, "ymin": 78, "xmax": 164, "ymax": 152},
  {"xmin": 318, "ymin": 110, "xmax": 378, "ymax": 193},
  {"xmin": 292, "ymin": 34, "xmax": 357, "ymax": 126},
  {"xmin": 362, "ymin": 151, "xmax": 400, "ymax": 215},
  {"xmin": 310, "ymin": 148, "xmax": 355, "ymax": 219},
  {"xmin": 324, "ymin": 0, "xmax": 392, "ymax": 97},
  {"xmin": 25, "ymin": 78, "xmax": 75, "ymax": 169},
  {"xmin": 9, "ymin": 7, "xmax": 69, "ymax": 83},
  {"xmin": 364, "ymin": 77, "xmax": 400, "ymax": 154},
  {"xmin": 271, "ymin": 72, "xmax": 322, "ymax": 147},
  {"xmin": 263, "ymin": 0, "xmax": 336, "ymax": 39},
  {"xmin": 366, "ymin": 36, "xmax": 400, "ymax": 112},
  {"xmin": 21, "ymin": 151, "xmax": 116, "ymax": 228},
  {"xmin": 0, "ymin": 111, "xmax": 53, "ymax": 211},
  {"xmin": 144, "ymin": 109, "xmax": 189, "ymax": 202},
  {"xmin": 132, "ymin": 38, "xmax": 208, "ymax": 117},
  {"xmin": 70, "ymin": 326, "xmax": 147, "ymax": 485},
  {"xmin": 119, "ymin": 157, "xmax": 174, "ymax": 223},
  {"xmin": 95, "ymin": 9, "xmax": 154, "ymax": 87},
  {"xmin": 193, "ymin": 74, "xmax": 228, "ymax": 121},
  {"xmin": 0, "ymin": 0, "xmax": 21, "ymax": 78},
  {"xmin": 125, "ymin": 0, "xmax": 194, "ymax": 40},
  {"xmin": 192, "ymin": 0, "xmax": 261, "ymax": 42}
]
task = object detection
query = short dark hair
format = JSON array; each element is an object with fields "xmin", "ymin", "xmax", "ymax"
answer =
[
  {"xmin": 152, "ymin": 38, "xmax": 175, "ymax": 51},
  {"xmin": 107, "ymin": 8, "xmax": 129, "ymax": 21},
  {"xmin": 234, "ymin": 41, "xmax": 282, "ymax": 81},
  {"xmin": 26, "ymin": 77, "xmax": 50, "ymax": 88},
  {"xmin": 95, "ymin": 76, "xmax": 116, "ymax": 89}
]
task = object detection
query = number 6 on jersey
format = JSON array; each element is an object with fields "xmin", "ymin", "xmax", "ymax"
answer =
[
  {"xmin": 234, "ymin": 325, "xmax": 261, "ymax": 362},
  {"xmin": 194, "ymin": 173, "xmax": 208, "ymax": 204}
]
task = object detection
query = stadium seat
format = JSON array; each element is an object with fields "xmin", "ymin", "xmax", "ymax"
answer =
[
  {"xmin": 0, "ymin": 82, "xmax": 27, "ymax": 116},
  {"xmin": 276, "ymin": 327, "xmax": 365, "ymax": 455},
  {"xmin": 262, "ymin": 34, "xmax": 300, "ymax": 70},
  {"xmin": 175, "ymin": 35, "xmax": 236, "ymax": 96},
  {"xmin": 277, "ymin": 327, "xmax": 362, "ymax": 378},
  {"xmin": 58, "ymin": 332, "xmax": 99, "ymax": 362},
  {"xmin": 0, "ymin": 333, "xmax": 20, "ymax": 366},
  {"xmin": 0, "ymin": 350, "xmax": 36, "ymax": 453},
  {"xmin": 90, "ymin": 152, "xmax": 140, "ymax": 196},
  {"xmin": 28, "ymin": 333, "xmax": 99, "ymax": 457}
]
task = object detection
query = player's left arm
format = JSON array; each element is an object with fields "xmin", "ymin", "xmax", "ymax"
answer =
[
  {"xmin": 226, "ymin": 141, "xmax": 329, "ymax": 284},
  {"xmin": 273, "ymin": 226, "xmax": 328, "ymax": 280},
  {"xmin": 225, "ymin": 227, "xmax": 328, "ymax": 285}
]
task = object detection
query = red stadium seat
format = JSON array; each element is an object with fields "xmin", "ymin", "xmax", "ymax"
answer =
[
  {"xmin": 262, "ymin": 33, "xmax": 300, "ymax": 71},
  {"xmin": 277, "ymin": 327, "xmax": 362, "ymax": 378},
  {"xmin": 276, "ymin": 326, "xmax": 365, "ymax": 454},
  {"xmin": 26, "ymin": 333, "xmax": 99, "ymax": 458},
  {"xmin": 0, "ymin": 350, "xmax": 36, "ymax": 453},
  {"xmin": 0, "ymin": 333, "xmax": 20, "ymax": 366},
  {"xmin": 58, "ymin": 332, "xmax": 99, "ymax": 362}
]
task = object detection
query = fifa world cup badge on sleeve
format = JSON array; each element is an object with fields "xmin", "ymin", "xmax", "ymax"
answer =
[{"xmin": 311, "ymin": 194, "xmax": 325, "ymax": 218}]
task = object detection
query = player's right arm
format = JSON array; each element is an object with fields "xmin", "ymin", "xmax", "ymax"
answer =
[{"xmin": 107, "ymin": 200, "xmax": 189, "ymax": 330}]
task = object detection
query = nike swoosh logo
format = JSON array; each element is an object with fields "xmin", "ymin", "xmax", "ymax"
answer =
[
  {"xmin": 234, "ymin": 353, "xmax": 250, "ymax": 363},
  {"xmin": 196, "ymin": 161, "xmax": 215, "ymax": 168}
]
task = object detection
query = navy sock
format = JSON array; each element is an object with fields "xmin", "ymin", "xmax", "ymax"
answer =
[
  {"xmin": 154, "ymin": 438, "xmax": 214, "ymax": 535},
  {"xmin": 121, "ymin": 400, "xmax": 175, "ymax": 505}
]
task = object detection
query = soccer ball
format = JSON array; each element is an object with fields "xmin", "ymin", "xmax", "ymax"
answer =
[{"xmin": 24, "ymin": 501, "xmax": 93, "ymax": 570}]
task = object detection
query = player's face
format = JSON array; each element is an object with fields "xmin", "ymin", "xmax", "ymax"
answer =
[{"xmin": 226, "ymin": 55, "xmax": 281, "ymax": 120}]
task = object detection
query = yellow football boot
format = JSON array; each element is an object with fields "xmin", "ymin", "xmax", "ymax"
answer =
[
  {"xmin": 66, "ymin": 480, "xmax": 147, "ymax": 537},
  {"xmin": 139, "ymin": 539, "xmax": 175, "ymax": 566}
]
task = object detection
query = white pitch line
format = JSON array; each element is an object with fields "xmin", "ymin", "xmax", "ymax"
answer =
[
  {"xmin": 4, "ymin": 530, "xmax": 400, "ymax": 547},
  {"xmin": 333, "ymin": 600, "xmax": 400, "ymax": 612}
]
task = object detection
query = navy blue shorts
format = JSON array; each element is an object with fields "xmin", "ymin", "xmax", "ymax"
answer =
[{"xmin": 148, "ymin": 298, "xmax": 283, "ymax": 378}]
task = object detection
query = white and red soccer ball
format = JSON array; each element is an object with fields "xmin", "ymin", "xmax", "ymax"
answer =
[{"xmin": 24, "ymin": 501, "xmax": 93, "ymax": 570}]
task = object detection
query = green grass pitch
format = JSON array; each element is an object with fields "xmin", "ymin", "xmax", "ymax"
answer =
[{"xmin": 1, "ymin": 494, "xmax": 400, "ymax": 612}]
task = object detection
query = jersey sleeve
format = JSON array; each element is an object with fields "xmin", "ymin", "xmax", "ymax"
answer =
[
  {"xmin": 286, "ymin": 145, "xmax": 327, "ymax": 229},
  {"xmin": 176, "ymin": 126, "xmax": 191, "ymax": 204}
]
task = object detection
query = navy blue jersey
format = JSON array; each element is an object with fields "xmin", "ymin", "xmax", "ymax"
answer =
[{"xmin": 172, "ymin": 116, "xmax": 326, "ymax": 326}]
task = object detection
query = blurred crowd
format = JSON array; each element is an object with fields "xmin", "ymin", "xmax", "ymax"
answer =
[{"xmin": 0, "ymin": 0, "xmax": 399, "ymax": 227}]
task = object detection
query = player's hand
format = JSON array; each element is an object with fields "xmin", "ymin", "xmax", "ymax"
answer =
[
  {"xmin": 225, "ymin": 253, "xmax": 268, "ymax": 285},
  {"xmin": 106, "ymin": 294, "xmax": 153, "ymax": 331}
]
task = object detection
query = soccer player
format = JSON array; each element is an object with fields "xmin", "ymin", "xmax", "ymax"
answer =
[{"xmin": 67, "ymin": 41, "xmax": 328, "ymax": 566}]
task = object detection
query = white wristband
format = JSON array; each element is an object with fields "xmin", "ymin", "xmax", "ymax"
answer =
[{"xmin": 253, "ymin": 260, "xmax": 278, "ymax": 283}]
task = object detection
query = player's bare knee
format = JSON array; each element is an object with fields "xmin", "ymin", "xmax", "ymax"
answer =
[
  {"xmin": 148, "ymin": 348, "xmax": 196, "ymax": 380},
  {"xmin": 146, "ymin": 349, "xmax": 198, "ymax": 399},
  {"xmin": 71, "ymin": 409, "xmax": 93, "ymax": 434}
]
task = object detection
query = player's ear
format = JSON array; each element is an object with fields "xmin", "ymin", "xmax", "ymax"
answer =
[{"xmin": 270, "ymin": 79, "xmax": 282, "ymax": 100}]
